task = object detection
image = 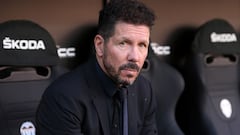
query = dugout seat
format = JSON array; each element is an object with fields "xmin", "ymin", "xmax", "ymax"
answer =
[
  {"xmin": 141, "ymin": 45, "xmax": 185, "ymax": 135},
  {"xmin": 0, "ymin": 20, "xmax": 61, "ymax": 135},
  {"xmin": 57, "ymin": 24, "xmax": 97, "ymax": 70},
  {"xmin": 177, "ymin": 18, "xmax": 240, "ymax": 135}
]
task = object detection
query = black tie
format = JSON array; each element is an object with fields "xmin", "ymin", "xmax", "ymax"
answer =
[
  {"xmin": 112, "ymin": 91, "xmax": 121, "ymax": 135},
  {"xmin": 112, "ymin": 88, "xmax": 128, "ymax": 135},
  {"xmin": 122, "ymin": 87, "xmax": 128, "ymax": 135}
]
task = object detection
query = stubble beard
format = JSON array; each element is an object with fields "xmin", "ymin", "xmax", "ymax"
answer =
[{"xmin": 103, "ymin": 58, "xmax": 140, "ymax": 86}]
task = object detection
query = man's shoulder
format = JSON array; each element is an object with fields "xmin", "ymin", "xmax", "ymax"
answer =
[
  {"xmin": 135, "ymin": 74, "xmax": 151, "ymax": 87},
  {"xmin": 45, "ymin": 60, "xmax": 96, "ymax": 95},
  {"xmin": 130, "ymin": 74, "xmax": 152, "ymax": 94},
  {"xmin": 54, "ymin": 65, "xmax": 88, "ymax": 85},
  {"xmin": 55, "ymin": 58, "xmax": 96, "ymax": 84}
]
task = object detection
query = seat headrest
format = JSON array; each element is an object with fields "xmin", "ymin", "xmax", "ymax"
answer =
[
  {"xmin": 0, "ymin": 20, "xmax": 59, "ymax": 66},
  {"xmin": 193, "ymin": 18, "xmax": 240, "ymax": 54}
]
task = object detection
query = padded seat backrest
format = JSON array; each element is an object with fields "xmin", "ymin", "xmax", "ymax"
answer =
[
  {"xmin": 178, "ymin": 18, "xmax": 240, "ymax": 135},
  {"xmin": 57, "ymin": 24, "xmax": 97, "ymax": 70},
  {"xmin": 0, "ymin": 20, "xmax": 60, "ymax": 135},
  {"xmin": 141, "ymin": 46, "xmax": 185, "ymax": 135}
]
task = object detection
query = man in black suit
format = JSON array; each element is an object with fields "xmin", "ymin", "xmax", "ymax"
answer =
[{"xmin": 36, "ymin": 0, "xmax": 157, "ymax": 135}]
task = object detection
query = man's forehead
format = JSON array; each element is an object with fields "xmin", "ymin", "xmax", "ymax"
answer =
[{"xmin": 114, "ymin": 22, "xmax": 150, "ymax": 38}]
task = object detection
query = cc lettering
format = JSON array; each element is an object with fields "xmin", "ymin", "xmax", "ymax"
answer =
[{"xmin": 57, "ymin": 47, "xmax": 76, "ymax": 58}]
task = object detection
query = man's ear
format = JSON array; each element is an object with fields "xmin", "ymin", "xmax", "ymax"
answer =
[{"xmin": 94, "ymin": 34, "xmax": 104, "ymax": 57}]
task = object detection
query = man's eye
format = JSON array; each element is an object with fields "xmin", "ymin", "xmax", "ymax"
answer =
[
  {"xmin": 119, "ymin": 42, "xmax": 126, "ymax": 46},
  {"xmin": 139, "ymin": 43, "xmax": 147, "ymax": 48}
]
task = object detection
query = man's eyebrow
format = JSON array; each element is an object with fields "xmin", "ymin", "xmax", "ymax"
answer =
[{"xmin": 120, "ymin": 36, "xmax": 149, "ymax": 44}]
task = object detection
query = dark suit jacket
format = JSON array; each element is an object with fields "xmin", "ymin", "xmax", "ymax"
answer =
[{"xmin": 36, "ymin": 58, "xmax": 158, "ymax": 135}]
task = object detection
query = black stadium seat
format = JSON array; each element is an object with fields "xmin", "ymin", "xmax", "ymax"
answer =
[
  {"xmin": 0, "ymin": 20, "xmax": 61, "ymax": 135},
  {"xmin": 176, "ymin": 18, "xmax": 240, "ymax": 135},
  {"xmin": 141, "ymin": 46, "xmax": 185, "ymax": 135},
  {"xmin": 57, "ymin": 24, "xmax": 97, "ymax": 70}
]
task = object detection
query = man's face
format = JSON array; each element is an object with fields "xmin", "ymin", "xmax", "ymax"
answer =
[{"xmin": 95, "ymin": 22, "xmax": 150, "ymax": 86}]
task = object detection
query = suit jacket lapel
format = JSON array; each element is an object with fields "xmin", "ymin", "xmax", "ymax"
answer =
[
  {"xmin": 84, "ymin": 58, "xmax": 111, "ymax": 135},
  {"xmin": 92, "ymin": 95, "xmax": 110, "ymax": 135}
]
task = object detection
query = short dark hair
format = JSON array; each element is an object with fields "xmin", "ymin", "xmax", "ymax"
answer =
[{"xmin": 98, "ymin": 0, "xmax": 156, "ymax": 41}]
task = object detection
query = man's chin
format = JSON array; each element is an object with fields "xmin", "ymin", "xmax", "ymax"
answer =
[
  {"xmin": 119, "ymin": 76, "xmax": 137, "ymax": 86},
  {"xmin": 121, "ymin": 69, "xmax": 138, "ymax": 76}
]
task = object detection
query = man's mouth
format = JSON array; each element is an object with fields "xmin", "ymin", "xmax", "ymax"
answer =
[{"xmin": 119, "ymin": 63, "xmax": 140, "ymax": 72}]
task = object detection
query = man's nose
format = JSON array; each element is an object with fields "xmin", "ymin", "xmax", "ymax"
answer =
[{"xmin": 128, "ymin": 46, "xmax": 140, "ymax": 62}]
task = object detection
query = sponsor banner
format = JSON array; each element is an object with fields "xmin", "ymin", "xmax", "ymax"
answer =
[
  {"xmin": 57, "ymin": 45, "xmax": 76, "ymax": 58},
  {"xmin": 3, "ymin": 37, "xmax": 46, "ymax": 50},
  {"xmin": 150, "ymin": 42, "xmax": 170, "ymax": 56},
  {"xmin": 210, "ymin": 32, "xmax": 237, "ymax": 43}
]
